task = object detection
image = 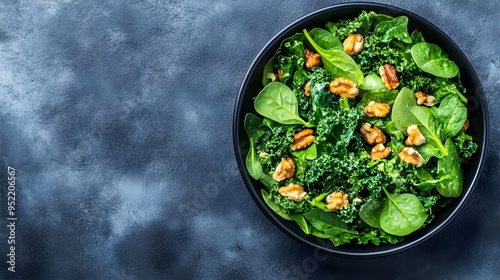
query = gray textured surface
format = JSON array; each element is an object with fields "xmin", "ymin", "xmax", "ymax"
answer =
[{"xmin": 0, "ymin": 0, "xmax": 499, "ymax": 279}]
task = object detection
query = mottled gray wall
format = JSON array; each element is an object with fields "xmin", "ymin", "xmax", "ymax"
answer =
[{"xmin": 0, "ymin": 0, "xmax": 499, "ymax": 279}]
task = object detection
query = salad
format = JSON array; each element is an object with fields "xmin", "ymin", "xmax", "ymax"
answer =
[{"xmin": 244, "ymin": 11, "xmax": 478, "ymax": 246}]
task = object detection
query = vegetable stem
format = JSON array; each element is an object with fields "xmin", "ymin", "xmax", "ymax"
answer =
[
  {"xmin": 463, "ymin": 133, "xmax": 473, "ymax": 141},
  {"xmin": 339, "ymin": 97, "xmax": 350, "ymax": 109}
]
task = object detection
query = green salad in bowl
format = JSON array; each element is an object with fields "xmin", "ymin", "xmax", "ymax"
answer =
[{"xmin": 242, "ymin": 10, "xmax": 479, "ymax": 247}]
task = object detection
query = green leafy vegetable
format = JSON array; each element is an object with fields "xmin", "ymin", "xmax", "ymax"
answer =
[
  {"xmin": 436, "ymin": 138, "xmax": 463, "ymax": 197},
  {"xmin": 262, "ymin": 189, "xmax": 292, "ymax": 220},
  {"xmin": 308, "ymin": 28, "xmax": 343, "ymax": 50},
  {"xmin": 359, "ymin": 197, "xmax": 386, "ymax": 228},
  {"xmin": 374, "ymin": 16, "xmax": 412, "ymax": 44},
  {"xmin": 391, "ymin": 87, "xmax": 448, "ymax": 156},
  {"xmin": 411, "ymin": 42, "xmax": 459, "ymax": 78},
  {"xmin": 380, "ymin": 187, "xmax": 428, "ymax": 236},
  {"xmin": 303, "ymin": 29, "xmax": 364, "ymax": 85},
  {"xmin": 432, "ymin": 95, "xmax": 467, "ymax": 138},
  {"xmin": 246, "ymin": 139, "xmax": 262, "ymax": 180},
  {"xmin": 254, "ymin": 82, "xmax": 312, "ymax": 127},
  {"xmin": 304, "ymin": 208, "xmax": 357, "ymax": 236}
]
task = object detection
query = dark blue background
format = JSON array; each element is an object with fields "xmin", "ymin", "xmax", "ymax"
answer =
[{"xmin": 0, "ymin": 0, "xmax": 498, "ymax": 279}]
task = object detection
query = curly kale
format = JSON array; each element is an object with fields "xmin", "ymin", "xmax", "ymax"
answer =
[{"xmin": 453, "ymin": 131, "xmax": 478, "ymax": 163}]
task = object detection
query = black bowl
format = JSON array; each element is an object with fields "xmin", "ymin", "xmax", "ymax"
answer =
[{"xmin": 233, "ymin": 2, "xmax": 489, "ymax": 257}]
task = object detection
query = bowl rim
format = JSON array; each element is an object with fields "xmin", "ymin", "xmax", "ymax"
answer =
[{"xmin": 233, "ymin": 2, "xmax": 490, "ymax": 258}]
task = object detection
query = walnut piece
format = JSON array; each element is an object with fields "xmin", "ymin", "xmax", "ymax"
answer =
[
  {"xmin": 304, "ymin": 81, "xmax": 311, "ymax": 97},
  {"xmin": 277, "ymin": 69, "xmax": 284, "ymax": 81},
  {"xmin": 398, "ymin": 147, "xmax": 425, "ymax": 167},
  {"xmin": 291, "ymin": 129, "xmax": 315, "ymax": 151},
  {"xmin": 415, "ymin": 91, "xmax": 435, "ymax": 107},
  {"xmin": 462, "ymin": 119, "xmax": 470, "ymax": 132},
  {"xmin": 329, "ymin": 77, "xmax": 359, "ymax": 99},
  {"xmin": 304, "ymin": 49, "xmax": 322, "ymax": 69},
  {"xmin": 364, "ymin": 101, "xmax": 391, "ymax": 118},
  {"xmin": 370, "ymin": 143, "xmax": 391, "ymax": 160},
  {"xmin": 360, "ymin": 123, "xmax": 386, "ymax": 145},
  {"xmin": 379, "ymin": 64, "xmax": 399, "ymax": 90},
  {"xmin": 405, "ymin": 125, "xmax": 426, "ymax": 146},
  {"xmin": 326, "ymin": 190, "xmax": 349, "ymax": 211},
  {"xmin": 278, "ymin": 183, "xmax": 307, "ymax": 202},
  {"xmin": 273, "ymin": 158, "xmax": 295, "ymax": 181},
  {"xmin": 343, "ymin": 34, "xmax": 364, "ymax": 56},
  {"xmin": 266, "ymin": 72, "xmax": 277, "ymax": 82}
]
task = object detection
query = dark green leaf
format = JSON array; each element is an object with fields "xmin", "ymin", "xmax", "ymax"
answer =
[{"xmin": 411, "ymin": 42, "xmax": 459, "ymax": 78}]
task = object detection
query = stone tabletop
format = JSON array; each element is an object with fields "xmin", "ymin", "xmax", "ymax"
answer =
[{"xmin": 0, "ymin": 0, "xmax": 499, "ymax": 279}]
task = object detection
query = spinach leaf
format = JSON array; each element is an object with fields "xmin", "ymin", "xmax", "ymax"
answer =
[
  {"xmin": 358, "ymin": 73, "xmax": 386, "ymax": 92},
  {"xmin": 304, "ymin": 208, "xmax": 356, "ymax": 236},
  {"xmin": 290, "ymin": 213, "xmax": 312, "ymax": 234},
  {"xmin": 411, "ymin": 42, "xmax": 459, "ymax": 78},
  {"xmin": 437, "ymin": 138, "xmax": 463, "ymax": 197},
  {"xmin": 246, "ymin": 139, "xmax": 262, "ymax": 180},
  {"xmin": 410, "ymin": 30, "xmax": 426, "ymax": 44},
  {"xmin": 414, "ymin": 168, "xmax": 450, "ymax": 192},
  {"xmin": 391, "ymin": 87, "xmax": 448, "ymax": 156},
  {"xmin": 244, "ymin": 113, "xmax": 267, "ymax": 140},
  {"xmin": 358, "ymin": 89, "xmax": 399, "ymax": 107},
  {"xmin": 433, "ymin": 77, "xmax": 467, "ymax": 103},
  {"xmin": 374, "ymin": 16, "xmax": 412, "ymax": 44},
  {"xmin": 259, "ymin": 173, "xmax": 277, "ymax": 191},
  {"xmin": 303, "ymin": 29, "xmax": 364, "ymax": 85},
  {"xmin": 254, "ymin": 82, "xmax": 312, "ymax": 127},
  {"xmin": 261, "ymin": 189, "xmax": 293, "ymax": 221},
  {"xmin": 359, "ymin": 197, "xmax": 386, "ymax": 228},
  {"xmin": 308, "ymin": 28, "xmax": 343, "ymax": 51},
  {"xmin": 415, "ymin": 143, "xmax": 444, "ymax": 163},
  {"xmin": 432, "ymin": 95, "xmax": 467, "ymax": 138},
  {"xmin": 380, "ymin": 187, "xmax": 428, "ymax": 236},
  {"xmin": 291, "ymin": 142, "xmax": 317, "ymax": 160}
]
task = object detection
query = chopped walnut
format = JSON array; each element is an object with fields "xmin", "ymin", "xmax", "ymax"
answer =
[
  {"xmin": 370, "ymin": 143, "xmax": 391, "ymax": 160},
  {"xmin": 304, "ymin": 49, "xmax": 322, "ymax": 69},
  {"xmin": 326, "ymin": 190, "xmax": 349, "ymax": 211},
  {"xmin": 379, "ymin": 64, "xmax": 399, "ymax": 90},
  {"xmin": 291, "ymin": 129, "xmax": 315, "ymax": 151},
  {"xmin": 415, "ymin": 91, "xmax": 435, "ymax": 107},
  {"xmin": 329, "ymin": 77, "xmax": 359, "ymax": 99},
  {"xmin": 343, "ymin": 34, "xmax": 364, "ymax": 56},
  {"xmin": 405, "ymin": 125, "xmax": 426, "ymax": 146},
  {"xmin": 304, "ymin": 81, "xmax": 311, "ymax": 97},
  {"xmin": 272, "ymin": 157, "xmax": 295, "ymax": 181},
  {"xmin": 462, "ymin": 119, "xmax": 470, "ymax": 132},
  {"xmin": 277, "ymin": 69, "xmax": 284, "ymax": 81},
  {"xmin": 360, "ymin": 123, "xmax": 386, "ymax": 145},
  {"xmin": 398, "ymin": 147, "xmax": 425, "ymax": 167},
  {"xmin": 278, "ymin": 183, "xmax": 307, "ymax": 202},
  {"xmin": 267, "ymin": 72, "xmax": 277, "ymax": 82},
  {"xmin": 364, "ymin": 101, "xmax": 391, "ymax": 118}
]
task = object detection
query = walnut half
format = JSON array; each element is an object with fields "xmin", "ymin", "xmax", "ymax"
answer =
[
  {"xmin": 304, "ymin": 49, "xmax": 322, "ymax": 69},
  {"xmin": 398, "ymin": 147, "xmax": 425, "ymax": 167},
  {"xmin": 364, "ymin": 101, "xmax": 391, "ymax": 118},
  {"xmin": 343, "ymin": 34, "xmax": 364, "ymax": 56},
  {"xmin": 278, "ymin": 183, "xmax": 307, "ymax": 202},
  {"xmin": 370, "ymin": 143, "xmax": 391, "ymax": 160},
  {"xmin": 379, "ymin": 64, "xmax": 399, "ymax": 90},
  {"xmin": 360, "ymin": 122, "xmax": 386, "ymax": 145},
  {"xmin": 291, "ymin": 129, "xmax": 315, "ymax": 151},
  {"xmin": 326, "ymin": 190, "xmax": 349, "ymax": 211},
  {"xmin": 329, "ymin": 77, "xmax": 359, "ymax": 99},
  {"xmin": 273, "ymin": 158, "xmax": 295, "ymax": 181},
  {"xmin": 405, "ymin": 125, "xmax": 426, "ymax": 146}
]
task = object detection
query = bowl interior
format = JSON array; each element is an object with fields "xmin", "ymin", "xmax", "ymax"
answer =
[{"xmin": 233, "ymin": 2, "xmax": 489, "ymax": 257}]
